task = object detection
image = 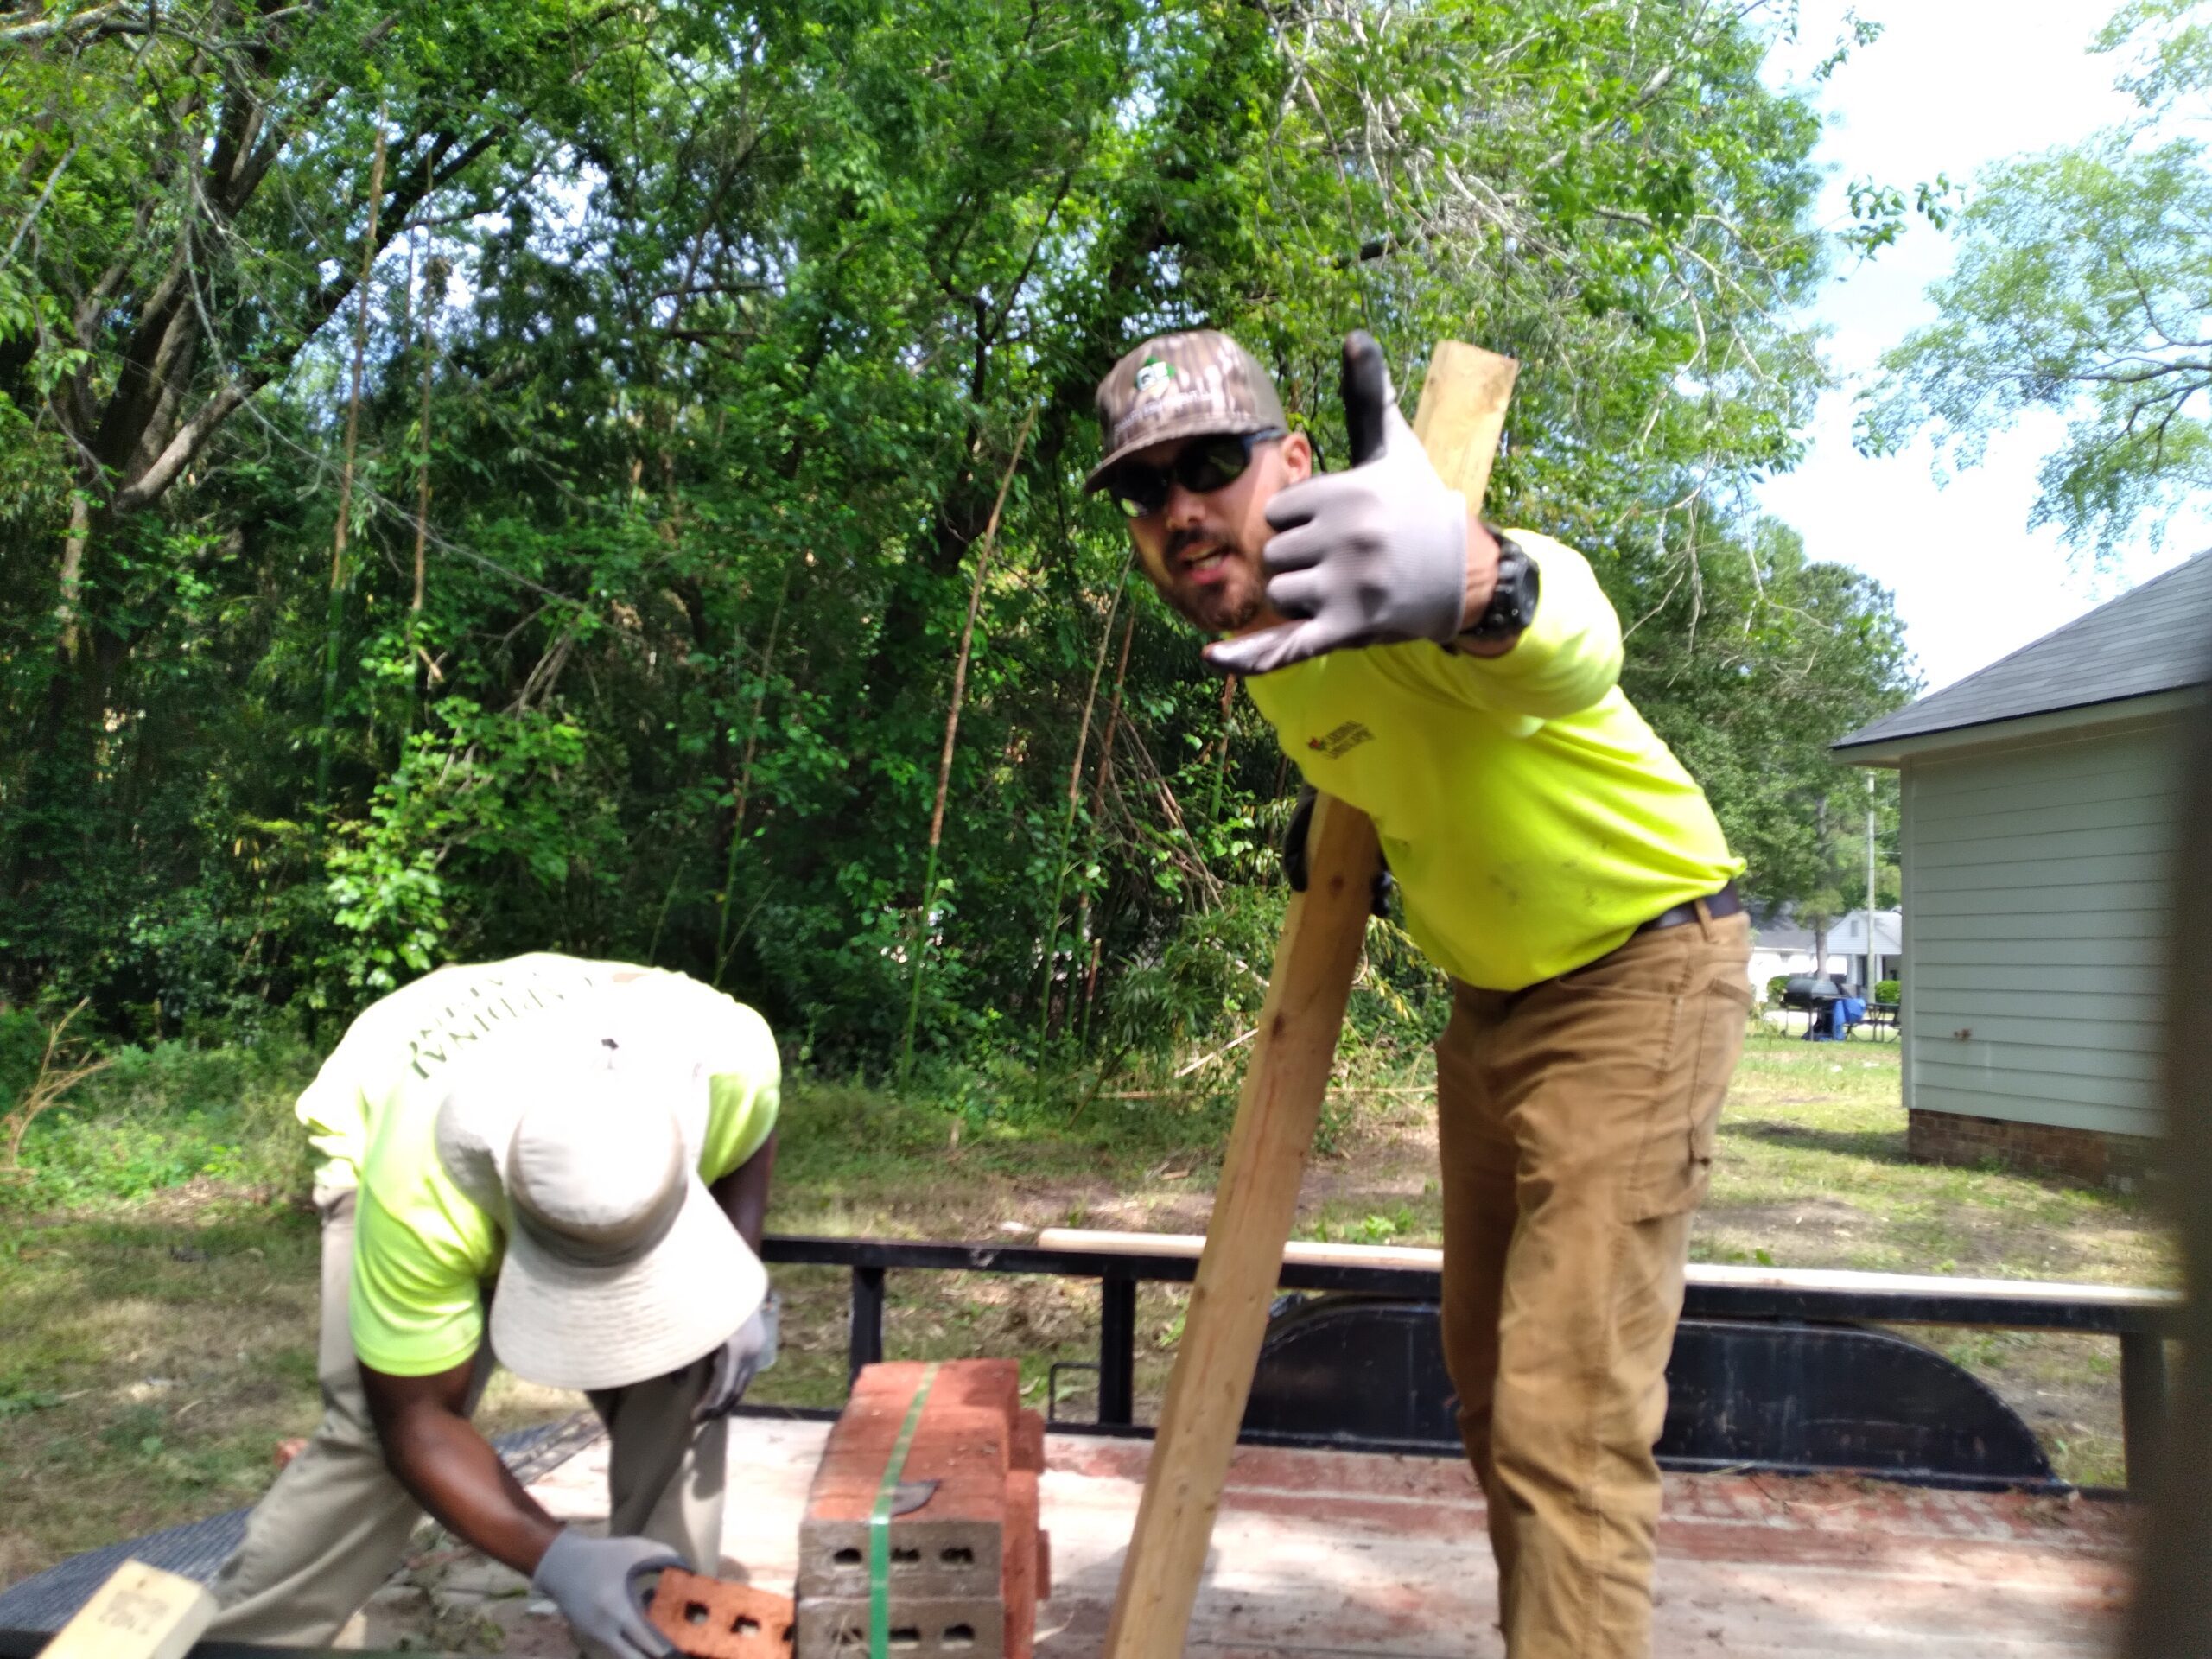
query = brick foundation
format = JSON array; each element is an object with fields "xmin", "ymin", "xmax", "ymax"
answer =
[{"xmin": 1907, "ymin": 1107, "xmax": 2156, "ymax": 1188}]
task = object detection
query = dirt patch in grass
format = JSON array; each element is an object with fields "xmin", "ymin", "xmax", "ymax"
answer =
[{"xmin": 1698, "ymin": 1197, "xmax": 1876, "ymax": 1259}]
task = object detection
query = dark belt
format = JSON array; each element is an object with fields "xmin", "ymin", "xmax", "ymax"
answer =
[{"xmin": 1635, "ymin": 880, "xmax": 1744, "ymax": 936}]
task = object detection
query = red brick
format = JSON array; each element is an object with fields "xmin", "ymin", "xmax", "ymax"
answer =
[
  {"xmin": 800, "ymin": 1361, "xmax": 1020, "ymax": 1602},
  {"xmin": 646, "ymin": 1568, "xmax": 794, "ymax": 1659},
  {"xmin": 797, "ymin": 1596, "xmax": 1004, "ymax": 1658},
  {"xmin": 1011, "ymin": 1408, "xmax": 1044, "ymax": 1474},
  {"xmin": 798, "ymin": 1358, "xmax": 1053, "ymax": 1656},
  {"xmin": 1002, "ymin": 1469, "xmax": 1039, "ymax": 1659}
]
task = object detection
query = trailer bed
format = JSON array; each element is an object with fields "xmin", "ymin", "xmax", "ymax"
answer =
[{"xmin": 410, "ymin": 1414, "xmax": 2130, "ymax": 1659}]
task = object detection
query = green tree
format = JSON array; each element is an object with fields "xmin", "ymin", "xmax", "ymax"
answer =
[
  {"xmin": 0, "ymin": 0, "xmax": 728, "ymax": 1013},
  {"xmin": 1866, "ymin": 0, "xmax": 2212, "ymax": 558},
  {"xmin": 1610, "ymin": 518, "xmax": 1912, "ymax": 937},
  {"xmin": 0, "ymin": 0, "xmax": 1914, "ymax": 1078}
]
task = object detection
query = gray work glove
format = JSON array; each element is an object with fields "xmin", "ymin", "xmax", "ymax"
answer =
[
  {"xmin": 530, "ymin": 1528, "xmax": 681, "ymax": 1659},
  {"xmin": 691, "ymin": 1292, "xmax": 778, "ymax": 1424},
  {"xmin": 1205, "ymin": 331, "xmax": 1469, "ymax": 677}
]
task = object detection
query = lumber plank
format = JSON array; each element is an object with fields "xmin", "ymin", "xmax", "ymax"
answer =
[
  {"xmin": 1033, "ymin": 1226, "xmax": 2184, "ymax": 1310},
  {"xmin": 1409, "ymin": 340, "xmax": 1518, "ymax": 512},
  {"xmin": 35, "ymin": 1562, "xmax": 215, "ymax": 1659},
  {"xmin": 1096, "ymin": 791, "xmax": 1379, "ymax": 1658},
  {"xmin": 1099, "ymin": 337, "xmax": 1514, "ymax": 1659}
]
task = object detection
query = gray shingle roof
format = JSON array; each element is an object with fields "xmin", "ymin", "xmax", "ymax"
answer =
[{"xmin": 1835, "ymin": 548, "xmax": 2212, "ymax": 753}]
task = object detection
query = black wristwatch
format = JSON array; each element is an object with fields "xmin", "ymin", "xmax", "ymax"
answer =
[{"xmin": 1452, "ymin": 529, "xmax": 1540, "ymax": 645}]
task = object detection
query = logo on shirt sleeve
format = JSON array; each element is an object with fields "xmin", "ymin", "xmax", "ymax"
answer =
[{"xmin": 1306, "ymin": 721, "xmax": 1375, "ymax": 760}]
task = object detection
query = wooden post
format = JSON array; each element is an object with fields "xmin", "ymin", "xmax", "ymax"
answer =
[{"xmin": 1100, "ymin": 338, "xmax": 1516, "ymax": 1659}]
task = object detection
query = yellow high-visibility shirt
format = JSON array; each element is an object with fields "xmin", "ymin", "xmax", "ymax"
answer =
[
  {"xmin": 1242, "ymin": 531, "xmax": 1741, "ymax": 990},
  {"xmin": 296, "ymin": 954, "xmax": 780, "ymax": 1376}
]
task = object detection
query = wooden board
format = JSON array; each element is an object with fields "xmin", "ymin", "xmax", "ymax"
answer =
[
  {"xmin": 1033, "ymin": 1226, "xmax": 2182, "ymax": 1311},
  {"xmin": 35, "ymin": 1562, "xmax": 215, "ymax": 1659},
  {"xmin": 1096, "ymin": 339, "xmax": 1517, "ymax": 1659},
  {"xmin": 1408, "ymin": 341, "xmax": 1517, "ymax": 512}
]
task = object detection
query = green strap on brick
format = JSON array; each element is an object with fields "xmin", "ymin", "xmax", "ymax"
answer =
[{"xmin": 868, "ymin": 1362, "xmax": 939, "ymax": 1659}]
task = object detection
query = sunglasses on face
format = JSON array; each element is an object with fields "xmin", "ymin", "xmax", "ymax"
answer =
[{"xmin": 1109, "ymin": 429, "xmax": 1287, "ymax": 518}]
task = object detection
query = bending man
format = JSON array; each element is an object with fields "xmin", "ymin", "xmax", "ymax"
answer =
[
  {"xmin": 207, "ymin": 952, "xmax": 780, "ymax": 1659},
  {"xmin": 1087, "ymin": 330, "xmax": 1752, "ymax": 1659}
]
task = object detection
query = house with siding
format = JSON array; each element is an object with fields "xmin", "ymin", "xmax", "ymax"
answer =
[
  {"xmin": 1832, "ymin": 550, "xmax": 2212, "ymax": 1185},
  {"xmin": 1750, "ymin": 909, "xmax": 1902, "ymax": 993}
]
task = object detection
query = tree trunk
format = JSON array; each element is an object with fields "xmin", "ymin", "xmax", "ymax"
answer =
[
  {"xmin": 715, "ymin": 566, "xmax": 793, "ymax": 987},
  {"xmin": 899, "ymin": 410, "xmax": 1037, "ymax": 1080},
  {"xmin": 315, "ymin": 125, "xmax": 387, "ymax": 817},
  {"xmin": 409, "ymin": 230, "xmax": 439, "ymax": 729},
  {"xmin": 1036, "ymin": 562, "xmax": 1128, "ymax": 1052},
  {"xmin": 1073, "ymin": 607, "xmax": 1139, "ymax": 1052},
  {"xmin": 56, "ymin": 493, "xmax": 89, "ymax": 661}
]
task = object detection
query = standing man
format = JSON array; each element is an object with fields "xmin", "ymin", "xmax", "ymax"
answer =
[
  {"xmin": 207, "ymin": 953, "xmax": 781, "ymax": 1659},
  {"xmin": 1086, "ymin": 330, "xmax": 1752, "ymax": 1658}
]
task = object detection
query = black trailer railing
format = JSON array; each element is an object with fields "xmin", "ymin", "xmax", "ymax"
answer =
[{"xmin": 758, "ymin": 1231, "xmax": 2182, "ymax": 1491}]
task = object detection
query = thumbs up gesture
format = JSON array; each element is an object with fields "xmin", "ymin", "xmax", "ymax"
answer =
[{"xmin": 1204, "ymin": 332, "xmax": 1471, "ymax": 676}]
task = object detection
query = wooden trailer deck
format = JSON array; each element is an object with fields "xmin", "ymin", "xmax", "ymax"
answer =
[{"xmin": 371, "ymin": 1414, "xmax": 2131, "ymax": 1659}]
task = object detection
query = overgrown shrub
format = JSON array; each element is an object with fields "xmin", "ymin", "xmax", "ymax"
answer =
[{"xmin": 0, "ymin": 1017, "xmax": 318, "ymax": 1212}]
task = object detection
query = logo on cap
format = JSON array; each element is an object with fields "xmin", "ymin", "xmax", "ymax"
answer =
[{"xmin": 1134, "ymin": 356, "xmax": 1177, "ymax": 397}]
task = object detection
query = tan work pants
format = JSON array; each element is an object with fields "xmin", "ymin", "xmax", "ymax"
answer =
[
  {"xmin": 206, "ymin": 1189, "xmax": 728, "ymax": 1648},
  {"xmin": 1436, "ymin": 906, "xmax": 1751, "ymax": 1659}
]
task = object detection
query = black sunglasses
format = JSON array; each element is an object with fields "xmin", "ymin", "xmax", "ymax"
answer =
[{"xmin": 1109, "ymin": 429, "xmax": 1287, "ymax": 518}]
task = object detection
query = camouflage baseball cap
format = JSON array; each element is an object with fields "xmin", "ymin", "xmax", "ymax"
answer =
[{"xmin": 1085, "ymin": 329, "xmax": 1287, "ymax": 493}]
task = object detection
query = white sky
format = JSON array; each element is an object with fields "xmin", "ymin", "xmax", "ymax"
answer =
[{"xmin": 1756, "ymin": 2, "xmax": 2211, "ymax": 694}]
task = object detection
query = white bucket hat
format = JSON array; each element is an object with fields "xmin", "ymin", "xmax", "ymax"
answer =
[{"xmin": 434, "ymin": 1032, "xmax": 766, "ymax": 1392}]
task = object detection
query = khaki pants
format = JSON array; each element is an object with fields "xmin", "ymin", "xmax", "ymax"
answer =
[
  {"xmin": 207, "ymin": 1190, "xmax": 728, "ymax": 1648},
  {"xmin": 1436, "ymin": 907, "xmax": 1751, "ymax": 1659}
]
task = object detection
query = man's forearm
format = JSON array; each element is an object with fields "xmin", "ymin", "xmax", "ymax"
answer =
[
  {"xmin": 1438, "ymin": 529, "xmax": 1618, "ymax": 715},
  {"xmin": 363, "ymin": 1362, "xmax": 563, "ymax": 1576},
  {"xmin": 710, "ymin": 1130, "xmax": 777, "ymax": 1256},
  {"xmin": 1451, "ymin": 512, "xmax": 1520, "ymax": 658}
]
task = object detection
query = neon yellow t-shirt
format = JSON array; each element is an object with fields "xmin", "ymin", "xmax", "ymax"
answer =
[
  {"xmin": 296, "ymin": 954, "xmax": 781, "ymax": 1376},
  {"xmin": 1242, "ymin": 531, "xmax": 1742, "ymax": 991}
]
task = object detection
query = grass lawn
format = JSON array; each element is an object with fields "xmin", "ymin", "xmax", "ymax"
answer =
[{"xmin": 0, "ymin": 1027, "xmax": 2177, "ymax": 1589}]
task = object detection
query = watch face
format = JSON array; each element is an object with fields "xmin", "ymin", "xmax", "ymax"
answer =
[
  {"xmin": 1469, "ymin": 542, "xmax": 1535, "ymax": 637},
  {"xmin": 1446, "ymin": 533, "xmax": 1538, "ymax": 646},
  {"xmin": 1508, "ymin": 550, "xmax": 1535, "ymax": 620}
]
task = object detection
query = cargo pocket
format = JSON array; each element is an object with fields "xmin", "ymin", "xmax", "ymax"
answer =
[{"xmin": 1624, "ymin": 957, "xmax": 1754, "ymax": 1220}]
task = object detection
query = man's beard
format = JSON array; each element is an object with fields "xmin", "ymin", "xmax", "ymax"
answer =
[{"xmin": 1164, "ymin": 527, "xmax": 1267, "ymax": 635}]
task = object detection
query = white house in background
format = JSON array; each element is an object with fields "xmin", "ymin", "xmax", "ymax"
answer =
[
  {"xmin": 1749, "ymin": 909, "xmax": 1902, "ymax": 993},
  {"xmin": 1833, "ymin": 549, "xmax": 2212, "ymax": 1185}
]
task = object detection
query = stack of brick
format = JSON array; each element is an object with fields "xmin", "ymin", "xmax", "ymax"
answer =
[{"xmin": 798, "ymin": 1359, "xmax": 1050, "ymax": 1659}]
